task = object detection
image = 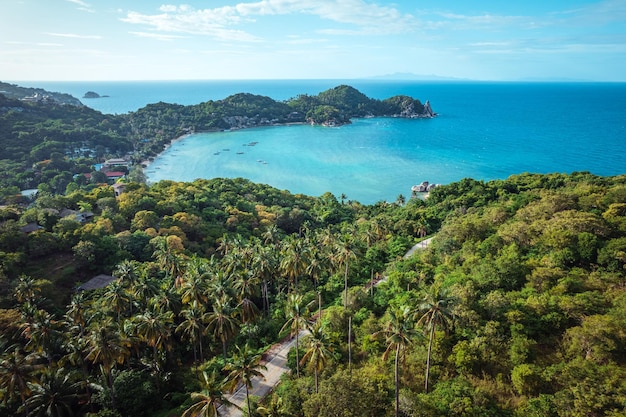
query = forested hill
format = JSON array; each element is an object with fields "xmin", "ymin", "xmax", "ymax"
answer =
[
  {"xmin": 0, "ymin": 83, "xmax": 433, "ymax": 195},
  {"xmin": 1, "ymin": 172, "xmax": 625, "ymax": 417},
  {"xmin": 0, "ymin": 81, "xmax": 83, "ymax": 106}
]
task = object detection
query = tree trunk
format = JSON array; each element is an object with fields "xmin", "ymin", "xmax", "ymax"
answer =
[
  {"xmin": 395, "ymin": 344, "xmax": 400, "ymax": 417},
  {"xmin": 343, "ymin": 262, "xmax": 349, "ymax": 309},
  {"xmin": 246, "ymin": 384, "xmax": 251, "ymax": 417},
  {"xmin": 295, "ymin": 330, "xmax": 300, "ymax": 378},
  {"xmin": 425, "ymin": 324, "xmax": 435, "ymax": 393},
  {"xmin": 348, "ymin": 315, "xmax": 352, "ymax": 375}
]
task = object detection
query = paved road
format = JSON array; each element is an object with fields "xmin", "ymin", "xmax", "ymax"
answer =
[
  {"xmin": 219, "ymin": 331, "xmax": 307, "ymax": 416},
  {"xmin": 403, "ymin": 237, "xmax": 433, "ymax": 258},
  {"xmin": 218, "ymin": 237, "xmax": 434, "ymax": 415}
]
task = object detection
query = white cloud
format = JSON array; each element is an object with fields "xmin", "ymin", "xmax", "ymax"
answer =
[
  {"xmin": 65, "ymin": 0, "xmax": 94, "ymax": 13},
  {"xmin": 235, "ymin": 0, "xmax": 415, "ymax": 33},
  {"xmin": 44, "ymin": 32, "xmax": 102, "ymax": 39},
  {"xmin": 121, "ymin": 9, "xmax": 257, "ymax": 42},
  {"xmin": 65, "ymin": 0, "xmax": 89, "ymax": 6},
  {"xmin": 121, "ymin": 0, "xmax": 417, "ymax": 42},
  {"xmin": 129, "ymin": 31, "xmax": 187, "ymax": 41}
]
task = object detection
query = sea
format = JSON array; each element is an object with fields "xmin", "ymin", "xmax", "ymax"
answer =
[{"xmin": 20, "ymin": 80, "xmax": 626, "ymax": 204}]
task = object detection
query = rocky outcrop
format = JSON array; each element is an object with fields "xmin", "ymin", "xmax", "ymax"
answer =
[{"xmin": 83, "ymin": 91, "xmax": 109, "ymax": 99}]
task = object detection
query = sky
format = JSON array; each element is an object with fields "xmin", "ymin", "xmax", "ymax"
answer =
[{"xmin": 2, "ymin": 0, "xmax": 626, "ymax": 81}]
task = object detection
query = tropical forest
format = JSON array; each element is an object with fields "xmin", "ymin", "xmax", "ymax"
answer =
[{"xmin": 1, "ymin": 84, "xmax": 626, "ymax": 417}]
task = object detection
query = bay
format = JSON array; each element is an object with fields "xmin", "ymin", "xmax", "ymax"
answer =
[{"xmin": 21, "ymin": 80, "xmax": 626, "ymax": 204}]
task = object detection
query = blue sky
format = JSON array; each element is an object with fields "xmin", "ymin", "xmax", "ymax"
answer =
[{"xmin": 2, "ymin": 0, "xmax": 626, "ymax": 81}]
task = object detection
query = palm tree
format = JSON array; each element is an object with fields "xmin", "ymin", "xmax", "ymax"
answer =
[
  {"xmin": 99, "ymin": 280, "xmax": 131, "ymax": 320},
  {"xmin": 181, "ymin": 370, "xmax": 234, "ymax": 417},
  {"xmin": 224, "ymin": 344, "xmax": 267, "ymax": 417},
  {"xmin": 0, "ymin": 346, "xmax": 42, "ymax": 410},
  {"xmin": 152, "ymin": 235, "xmax": 186, "ymax": 287},
  {"xmin": 130, "ymin": 307, "xmax": 174, "ymax": 379},
  {"xmin": 257, "ymin": 394, "xmax": 286, "ymax": 417},
  {"xmin": 332, "ymin": 229, "xmax": 358, "ymax": 309},
  {"xmin": 300, "ymin": 322, "xmax": 333, "ymax": 393},
  {"xmin": 176, "ymin": 302, "xmax": 207, "ymax": 363},
  {"xmin": 180, "ymin": 256, "xmax": 210, "ymax": 306},
  {"xmin": 19, "ymin": 367, "xmax": 86, "ymax": 417},
  {"xmin": 233, "ymin": 270, "xmax": 260, "ymax": 325},
  {"xmin": 375, "ymin": 305, "xmax": 418, "ymax": 417},
  {"xmin": 20, "ymin": 308, "xmax": 62, "ymax": 364},
  {"xmin": 252, "ymin": 242, "xmax": 276, "ymax": 316},
  {"xmin": 415, "ymin": 286, "xmax": 455, "ymax": 393},
  {"xmin": 205, "ymin": 295, "xmax": 240, "ymax": 362},
  {"xmin": 280, "ymin": 293, "xmax": 310, "ymax": 378},
  {"xmin": 84, "ymin": 318, "xmax": 130, "ymax": 407},
  {"xmin": 279, "ymin": 235, "xmax": 309, "ymax": 290}
]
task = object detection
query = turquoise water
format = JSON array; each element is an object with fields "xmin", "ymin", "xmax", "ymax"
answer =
[{"xmin": 20, "ymin": 80, "xmax": 626, "ymax": 204}]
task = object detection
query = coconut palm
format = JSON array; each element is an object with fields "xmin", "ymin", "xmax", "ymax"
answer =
[
  {"xmin": 280, "ymin": 293, "xmax": 310, "ymax": 378},
  {"xmin": 375, "ymin": 305, "xmax": 419, "ymax": 417},
  {"xmin": 205, "ymin": 295, "xmax": 240, "ymax": 362},
  {"xmin": 130, "ymin": 307, "xmax": 174, "ymax": 378},
  {"xmin": 223, "ymin": 344, "xmax": 267, "ymax": 417},
  {"xmin": 0, "ymin": 346, "xmax": 42, "ymax": 409},
  {"xmin": 181, "ymin": 370, "xmax": 234, "ymax": 417},
  {"xmin": 176, "ymin": 302, "xmax": 207, "ymax": 363},
  {"xmin": 20, "ymin": 308, "xmax": 63, "ymax": 364},
  {"xmin": 300, "ymin": 321, "xmax": 333, "ymax": 393},
  {"xmin": 19, "ymin": 367, "xmax": 86, "ymax": 417},
  {"xmin": 332, "ymin": 229, "xmax": 358, "ymax": 309},
  {"xmin": 252, "ymin": 242, "xmax": 277, "ymax": 316},
  {"xmin": 279, "ymin": 235, "xmax": 310, "ymax": 290},
  {"xmin": 415, "ymin": 286, "xmax": 455, "ymax": 393},
  {"xmin": 256, "ymin": 394, "xmax": 286, "ymax": 417},
  {"xmin": 180, "ymin": 256, "xmax": 210, "ymax": 306},
  {"xmin": 83, "ymin": 318, "xmax": 130, "ymax": 406}
]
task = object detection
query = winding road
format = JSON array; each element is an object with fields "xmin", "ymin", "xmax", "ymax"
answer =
[{"xmin": 219, "ymin": 237, "xmax": 433, "ymax": 416}]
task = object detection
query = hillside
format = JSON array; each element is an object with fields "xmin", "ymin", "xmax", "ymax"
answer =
[
  {"xmin": 0, "ymin": 83, "xmax": 434, "ymax": 199},
  {"xmin": 0, "ymin": 172, "xmax": 625, "ymax": 416},
  {"xmin": 0, "ymin": 81, "xmax": 83, "ymax": 106}
]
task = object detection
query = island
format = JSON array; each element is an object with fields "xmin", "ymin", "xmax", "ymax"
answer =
[{"xmin": 83, "ymin": 91, "xmax": 109, "ymax": 99}]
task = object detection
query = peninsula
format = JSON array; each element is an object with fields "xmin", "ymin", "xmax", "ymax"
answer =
[{"xmin": 0, "ymin": 82, "xmax": 434, "ymax": 196}]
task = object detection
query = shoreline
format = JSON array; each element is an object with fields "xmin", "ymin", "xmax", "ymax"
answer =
[{"xmin": 140, "ymin": 122, "xmax": 308, "ymax": 170}]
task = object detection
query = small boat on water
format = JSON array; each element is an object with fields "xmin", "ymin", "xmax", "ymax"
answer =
[
  {"xmin": 236, "ymin": 152, "xmax": 244, "ymax": 155},
  {"xmin": 213, "ymin": 152, "xmax": 220, "ymax": 155}
]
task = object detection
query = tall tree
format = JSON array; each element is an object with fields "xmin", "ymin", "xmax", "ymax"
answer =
[
  {"xmin": 375, "ymin": 305, "xmax": 418, "ymax": 417},
  {"xmin": 83, "ymin": 318, "xmax": 130, "ymax": 407},
  {"xmin": 415, "ymin": 286, "xmax": 455, "ymax": 393},
  {"xmin": 332, "ymin": 229, "xmax": 358, "ymax": 309},
  {"xmin": 300, "ymin": 321, "xmax": 334, "ymax": 393},
  {"xmin": 176, "ymin": 302, "xmax": 207, "ymax": 363},
  {"xmin": 129, "ymin": 307, "xmax": 174, "ymax": 380},
  {"xmin": 19, "ymin": 367, "xmax": 86, "ymax": 417},
  {"xmin": 181, "ymin": 370, "xmax": 234, "ymax": 417},
  {"xmin": 279, "ymin": 235, "xmax": 310, "ymax": 290},
  {"xmin": 205, "ymin": 295, "xmax": 239, "ymax": 362},
  {"xmin": 0, "ymin": 346, "xmax": 42, "ymax": 412},
  {"xmin": 280, "ymin": 293, "xmax": 310, "ymax": 378},
  {"xmin": 224, "ymin": 344, "xmax": 267, "ymax": 417}
]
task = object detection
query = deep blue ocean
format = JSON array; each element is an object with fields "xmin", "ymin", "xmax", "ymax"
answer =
[{"xmin": 24, "ymin": 80, "xmax": 626, "ymax": 204}]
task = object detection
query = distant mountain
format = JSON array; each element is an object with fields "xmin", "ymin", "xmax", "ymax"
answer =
[
  {"xmin": 0, "ymin": 81, "xmax": 83, "ymax": 106},
  {"xmin": 366, "ymin": 72, "xmax": 470, "ymax": 81}
]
